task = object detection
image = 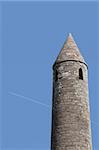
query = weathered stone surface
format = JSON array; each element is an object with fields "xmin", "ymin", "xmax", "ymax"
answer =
[{"xmin": 51, "ymin": 34, "xmax": 92, "ymax": 150}]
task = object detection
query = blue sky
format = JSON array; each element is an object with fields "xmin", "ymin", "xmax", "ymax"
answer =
[{"xmin": 0, "ymin": 1, "xmax": 99, "ymax": 150}]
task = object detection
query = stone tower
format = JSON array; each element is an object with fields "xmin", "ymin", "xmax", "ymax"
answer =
[{"xmin": 51, "ymin": 34, "xmax": 92, "ymax": 150}]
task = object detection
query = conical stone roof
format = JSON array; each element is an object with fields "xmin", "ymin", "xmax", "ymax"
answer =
[{"xmin": 55, "ymin": 33, "xmax": 85, "ymax": 64}]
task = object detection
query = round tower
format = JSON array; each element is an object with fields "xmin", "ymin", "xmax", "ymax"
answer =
[{"xmin": 51, "ymin": 34, "xmax": 92, "ymax": 150}]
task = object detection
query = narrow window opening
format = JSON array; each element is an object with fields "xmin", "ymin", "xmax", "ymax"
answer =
[
  {"xmin": 55, "ymin": 70, "xmax": 58, "ymax": 82},
  {"xmin": 79, "ymin": 68, "xmax": 83, "ymax": 80}
]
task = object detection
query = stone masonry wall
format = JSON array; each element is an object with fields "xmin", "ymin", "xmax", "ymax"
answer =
[{"xmin": 51, "ymin": 61, "xmax": 92, "ymax": 150}]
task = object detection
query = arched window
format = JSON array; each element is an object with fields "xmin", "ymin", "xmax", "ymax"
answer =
[
  {"xmin": 55, "ymin": 69, "xmax": 58, "ymax": 81},
  {"xmin": 79, "ymin": 68, "xmax": 83, "ymax": 80}
]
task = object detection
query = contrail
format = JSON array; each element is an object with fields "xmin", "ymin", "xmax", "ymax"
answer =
[
  {"xmin": 91, "ymin": 120, "xmax": 99, "ymax": 126},
  {"xmin": 8, "ymin": 91, "xmax": 50, "ymax": 109}
]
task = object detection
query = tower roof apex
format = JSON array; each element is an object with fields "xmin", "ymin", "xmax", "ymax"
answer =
[
  {"xmin": 69, "ymin": 33, "xmax": 72, "ymax": 36},
  {"xmin": 55, "ymin": 34, "xmax": 86, "ymax": 64}
]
